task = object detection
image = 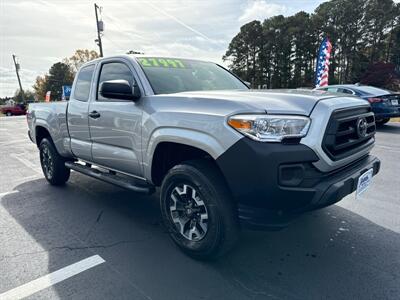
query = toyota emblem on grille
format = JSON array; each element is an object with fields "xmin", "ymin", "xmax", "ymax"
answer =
[{"xmin": 356, "ymin": 117, "xmax": 368, "ymax": 138}]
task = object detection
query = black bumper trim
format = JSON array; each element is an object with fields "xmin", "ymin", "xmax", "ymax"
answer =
[
  {"xmin": 216, "ymin": 138, "xmax": 380, "ymax": 229},
  {"xmin": 238, "ymin": 156, "xmax": 380, "ymax": 229}
]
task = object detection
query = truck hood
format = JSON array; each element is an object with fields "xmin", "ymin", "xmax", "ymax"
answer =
[{"xmin": 171, "ymin": 89, "xmax": 357, "ymax": 116}]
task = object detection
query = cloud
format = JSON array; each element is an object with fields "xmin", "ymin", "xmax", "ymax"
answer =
[
  {"xmin": 239, "ymin": 1, "xmax": 287, "ymax": 23},
  {"xmin": 0, "ymin": 0, "xmax": 318, "ymax": 97},
  {"xmin": 0, "ymin": 66, "xmax": 39, "ymax": 96}
]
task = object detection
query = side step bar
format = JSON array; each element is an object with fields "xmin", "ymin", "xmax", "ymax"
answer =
[{"xmin": 65, "ymin": 161, "xmax": 155, "ymax": 195}]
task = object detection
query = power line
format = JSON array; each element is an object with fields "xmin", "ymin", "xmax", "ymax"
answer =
[
  {"xmin": 146, "ymin": 2, "xmax": 216, "ymax": 45},
  {"xmin": 102, "ymin": 35, "xmax": 125, "ymax": 51},
  {"xmin": 102, "ymin": 14, "xmax": 149, "ymax": 42}
]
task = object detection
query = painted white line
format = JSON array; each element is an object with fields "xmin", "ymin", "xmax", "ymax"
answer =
[
  {"xmin": 0, "ymin": 190, "xmax": 18, "ymax": 198},
  {"xmin": 9, "ymin": 153, "xmax": 41, "ymax": 174},
  {"xmin": 0, "ymin": 139, "xmax": 28, "ymax": 146},
  {"xmin": 375, "ymin": 144, "xmax": 400, "ymax": 153},
  {"xmin": 0, "ymin": 255, "xmax": 105, "ymax": 300}
]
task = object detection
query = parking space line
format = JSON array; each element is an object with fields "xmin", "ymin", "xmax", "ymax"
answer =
[
  {"xmin": 0, "ymin": 190, "xmax": 19, "ymax": 198},
  {"xmin": 0, "ymin": 255, "xmax": 105, "ymax": 300},
  {"xmin": 0, "ymin": 139, "xmax": 29, "ymax": 146},
  {"xmin": 375, "ymin": 144, "xmax": 400, "ymax": 153},
  {"xmin": 9, "ymin": 153, "xmax": 41, "ymax": 174}
]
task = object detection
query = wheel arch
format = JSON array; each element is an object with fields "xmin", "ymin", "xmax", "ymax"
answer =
[
  {"xmin": 149, "ymin": 141, "xmax": 223, "ymax": 186},
  {"xmin": 35, "ymin": 125, "xmax": 52, "ymax": 147},
  {"xmin": 144, "ymin": 128, "xmax": 231, "ymax": 183}
]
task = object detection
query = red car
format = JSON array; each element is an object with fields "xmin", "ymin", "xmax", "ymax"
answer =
[{"xmin": 1, "ymin": 104, "xmax": 26, "ymax": 116}]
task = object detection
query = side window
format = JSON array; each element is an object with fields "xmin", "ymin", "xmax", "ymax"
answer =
[
  {"xmin": 97, "ymin": 62, "xmax": 135, "ymax": 101},
  {"xmin": 74, "ymin": 65, "xmax": 95, "ymax": 102},
  {"xmin": 327, "ymin": 87, "xmax": 338, "ymax": 93},
  {"xmin": 338, "ymin": 88, "xmax": 354, "ymax": 95}
]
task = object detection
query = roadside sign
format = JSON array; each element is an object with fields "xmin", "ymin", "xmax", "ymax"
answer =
[{"xmin": 62, "ymin": 85, "xmax": 72, "ymax": 100}]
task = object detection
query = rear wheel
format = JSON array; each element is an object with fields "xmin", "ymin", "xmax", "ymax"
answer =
[
  {"xmin": 6, "ymin": 111, "xmax": 12, "ymax": 116},
  {"xmin": 160, "ymin": 160, "xmax": 239, "ymax": 260},
  {"xmin": 376, "ymin": 118, "xmax": 390, "ymax": 126},
  {"xmin": 39, "ymin": 138, "xmax": 70, "ymax": 185}
]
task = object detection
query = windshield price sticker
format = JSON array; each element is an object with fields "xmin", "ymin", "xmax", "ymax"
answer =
[{"xmin": 139, "ymin": 58, "xmax": 186, "ymax": 68}]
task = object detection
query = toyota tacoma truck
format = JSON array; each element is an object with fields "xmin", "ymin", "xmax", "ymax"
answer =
[{"xmin": 27, "ymin": 55, "xmax": 380, "ymax": 259}]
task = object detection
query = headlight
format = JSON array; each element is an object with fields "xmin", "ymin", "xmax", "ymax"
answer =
[{"xmin": 228, "ymin": 114, "xmax": 311, "ymax": 142}]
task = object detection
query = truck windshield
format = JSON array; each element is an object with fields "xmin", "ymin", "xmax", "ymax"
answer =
[{"xmin": 137, "ymin": 57, "xmax": 248, "ymax": 94}]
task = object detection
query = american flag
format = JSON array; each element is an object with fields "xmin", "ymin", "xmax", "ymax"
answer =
[{"xmin": 315, "ymin": 37, "xmax": 332, "ymax": 88}]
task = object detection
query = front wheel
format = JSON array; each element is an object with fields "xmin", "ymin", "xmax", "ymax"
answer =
[
  {"xmin": 39, "ymin": 138, "xmax": 70, "ymax": 185},
  {"xmin": 160, "ymin": 160, "xmax": 239, "ymax": 260},
  {"xmin": 6, "ymin": 111, "xmax": 12, "ymax": 116}
]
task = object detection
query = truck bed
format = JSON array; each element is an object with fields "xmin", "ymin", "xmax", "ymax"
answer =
[{"xmin": 27, "ymin": 101, "xmax": 71, "ymax": 156}]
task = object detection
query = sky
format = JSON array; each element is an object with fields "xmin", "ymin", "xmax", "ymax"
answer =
[{"xmin": 0, "ymin": 0, "xmax": 354, "ymax": 97}]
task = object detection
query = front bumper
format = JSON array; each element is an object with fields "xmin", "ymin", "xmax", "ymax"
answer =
[{"xmin": 216, "ymin": 138, "xmax": 380, "ymax": 229}]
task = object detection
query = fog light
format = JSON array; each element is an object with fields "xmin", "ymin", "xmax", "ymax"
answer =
[{"xmin": 279, "ymin": 164, "xmax": 305, "ymax": 186}]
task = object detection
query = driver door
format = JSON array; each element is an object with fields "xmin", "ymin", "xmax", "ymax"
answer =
[{"xmin": 88, "ymin": 59, "xmax": 143, "ymax": 177}]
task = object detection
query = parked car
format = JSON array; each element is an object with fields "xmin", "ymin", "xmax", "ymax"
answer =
[
  {"xmin": 27, "ymin": 55, "xmax": 380, "ymax": 259},
  {"xmin": 314, "ymin": 84, "xmax": 400, "ymax": 125},
  {"xmin": 1, "ymin": 104, "xmax": 26, "ymax": 116}
]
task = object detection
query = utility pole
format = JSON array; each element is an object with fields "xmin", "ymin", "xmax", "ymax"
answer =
[
  {"xmin": 12, "ymin": 55, "xmax": 25, "ymax": 103},
  {"xmin": 94, "ymin": 3, "xmax": 104, "ymax": 57}
]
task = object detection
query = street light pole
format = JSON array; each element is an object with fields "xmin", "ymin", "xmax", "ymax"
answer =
[
  {"xmin": 94, "ymin": 3, "xmax": 104, "ymax": 57},
  {"xmin": 12, "ymin": 54, "xmax": 25, "ymax": 103}
]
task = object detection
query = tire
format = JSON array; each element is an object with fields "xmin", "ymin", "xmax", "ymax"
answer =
[
  {"xmin": 160, "ymin": 159, "xmax": 239, "ymax": 260},
  {"xmin": 39, "ymin": 138, "xmax": 70, "ymax": 185},
  {"xmin": 6, "ymin": 112, "xmax": 12, "ymax": 116},
  {"xmin": 376, "ymin": 118, "xmax": 390, "ymax": 126}
]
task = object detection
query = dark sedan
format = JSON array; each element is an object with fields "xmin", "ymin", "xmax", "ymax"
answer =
[{"xmin": 315, "ymin": 84, "xmax": 400, "ymax": 125}]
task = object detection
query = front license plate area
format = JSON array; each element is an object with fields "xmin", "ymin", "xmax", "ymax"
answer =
[{"xmin": 356, "ymin": 168, "xmax": 373, "ymax": 197}]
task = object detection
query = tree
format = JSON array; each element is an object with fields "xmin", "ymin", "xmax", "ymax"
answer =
[
  {"xmin": 360, "ymin": 62, "xmax": 399, "ymax": 88},
  {"xmin": 46, "ymin": 62, "xmax": 75, "ymax": 101},
  {"xmin": 13, "ymin": 89, "xmax": 35, "ymax": 103},
  {"xmin": 223, "ymin": 0, "xmax": 399, "ymax": 90},
  {"xmin": 32, "ymin": 49, "xmax": 98, "ymax": 101},
  {"xmin": 33, "ymin": 75, "xmax": 49, "ymax": 101},
  {"xmin": 64, "ymin": 49, "xmax": 99, "ymax": 73}
]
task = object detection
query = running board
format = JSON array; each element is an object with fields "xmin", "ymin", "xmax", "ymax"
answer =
[{"xmin": 65, "ymin": 161, "xmax": 155, "ymax": 194}]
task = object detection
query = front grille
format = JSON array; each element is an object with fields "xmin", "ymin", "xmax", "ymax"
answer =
[{"xmin": 322, "ymin": 106, "xmax": 376, "ymax": 161}]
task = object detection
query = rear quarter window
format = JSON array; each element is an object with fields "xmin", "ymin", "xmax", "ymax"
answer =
[{"xmin": 73, "ymin": 64, "xmax": 95, "ymax": 101}]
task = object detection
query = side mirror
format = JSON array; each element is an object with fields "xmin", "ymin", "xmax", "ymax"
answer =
[{"xmin": 100, "ymin": 80, "xmax": 141, "ymax": 101}]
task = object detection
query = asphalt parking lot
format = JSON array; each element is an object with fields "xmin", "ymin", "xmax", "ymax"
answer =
[{"xmin": 0, "ymin": 116, "xmax": 399, "ymax": 300}]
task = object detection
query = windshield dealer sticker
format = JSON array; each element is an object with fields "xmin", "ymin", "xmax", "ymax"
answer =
[{"xmin": 138, "ymin": 58, "xmax": 186, "ymax": 68}]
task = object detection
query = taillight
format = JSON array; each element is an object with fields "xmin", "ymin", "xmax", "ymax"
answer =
[{"xmin": 367, "ymin": 97, "xmax": 383, "ymax": 103}]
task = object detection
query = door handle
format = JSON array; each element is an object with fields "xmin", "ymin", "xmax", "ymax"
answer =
[{"xmin": 89, "ymin": 111, "xmax": 101, "ymax": 119}]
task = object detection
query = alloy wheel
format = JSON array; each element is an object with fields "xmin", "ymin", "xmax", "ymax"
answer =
[
  {"xmin": 169, "ymin": 184, "xmax": 209, "ymax": 241},
  {"xmin": 41, "ymin": 145, "xmax": 54, "ymax": 179}
]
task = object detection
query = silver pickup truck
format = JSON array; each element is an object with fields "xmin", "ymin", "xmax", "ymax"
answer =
[{"xmin": 27, "ymin": 55, "xmax": 380, "ymax": 259}]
